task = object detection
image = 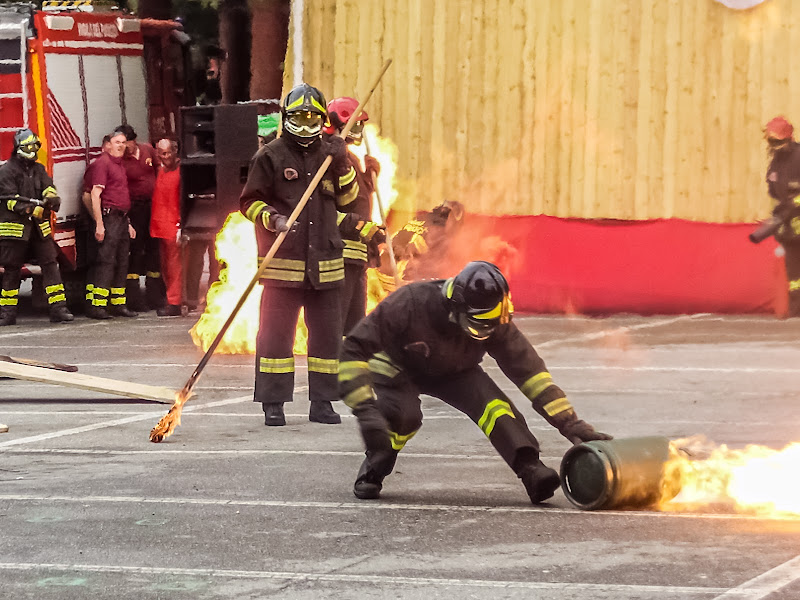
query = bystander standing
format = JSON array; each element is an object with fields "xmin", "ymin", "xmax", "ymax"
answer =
[{"xmin": 151, "ymin": 139, "xmax": 183, "ymax": 317}]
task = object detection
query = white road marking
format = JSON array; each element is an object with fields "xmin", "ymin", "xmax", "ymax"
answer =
[
  {"xmin": 0, "ymin": 561, "xmax": 729, "ymax": 594},
  {"xmin": 536, "ymin": 314, "xmax": 706, "ymax": 348},
  {"xmin": 0, "ymin": 395, "xmax": 253, "ymax": 448},
  {"xmin": 0, "ymin": 493, "xmax": 794, "ymax": 522},
  {"xmin": 712, "ymin": 554, "xmax": 800, "ymax": 599}
]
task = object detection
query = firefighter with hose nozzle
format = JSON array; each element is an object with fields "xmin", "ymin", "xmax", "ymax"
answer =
[
  {"xmin": 0, "ymin": 128, "xmax": 73, "ymax": 326},
  {"xmin": 240, "ymin": 83, "xmax": 360, "ymax": 427},
  {"xmin": 339, "ymin": 260, "xmax": 612, "ymax": 504},
  {"xmin": 324, "ymin": 96, "xmax": 386, "ymax": 335},
  {"xmin": 754, "ymin": 116, "xmax": 800, "ymax": 317}
]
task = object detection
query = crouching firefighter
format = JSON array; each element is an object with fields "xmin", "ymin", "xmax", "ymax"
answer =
[
  {"xmin": 0, "ymin": 129, "xmax": 73, "ymax": 326},
  {"xmin": 339, "ymin": 261, "xmax": 612, "ymax": 504}
]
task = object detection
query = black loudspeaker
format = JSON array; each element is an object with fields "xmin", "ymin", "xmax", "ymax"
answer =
[{"xmin": 179, "ymin": 104, "xmax": 258, "ymax": 239}]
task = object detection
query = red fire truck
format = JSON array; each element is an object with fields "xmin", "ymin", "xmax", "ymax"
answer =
[{"xmin": 0, "ymin": 1, "xmax": 192, "ymax": 307}]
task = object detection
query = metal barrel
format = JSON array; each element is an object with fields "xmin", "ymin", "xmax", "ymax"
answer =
[{"xmin": 559, "ymin": 436, "xmax": 681, "ymax": 511}]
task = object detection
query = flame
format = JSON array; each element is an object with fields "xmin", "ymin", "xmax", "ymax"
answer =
[
  {"xmin": 349, "ymin": 123, "xmax": 399, "ymax": 223},
  {"xmin": 663, "ymin": 436, "xmax": 800, "ymax": 517},
  {"xmin": 190, "ymin": 128, "xmax": 401, "ymax": 356},
  {"xmin": 149, "ymin": 388, "xmax": 194, "ymax": 443}
]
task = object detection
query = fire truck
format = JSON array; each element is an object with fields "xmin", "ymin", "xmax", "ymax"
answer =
[{"xmin": 0, "ymin": 1, "xmax": 193, "ymax": 308}]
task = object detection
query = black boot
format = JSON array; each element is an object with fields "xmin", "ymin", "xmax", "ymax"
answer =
[
  {"xmin": 309, "ymin": 400, "xmax": 341, "ymax": 424},
  {"xmin": 49, "ymin": 305, "xmax": 74, "ymax": 323},
  {"xmin": 518, "ymin": 461, "xmax": 561, "ymax": 504},
  {"xmin": 110, "ymin": 305, "xmax": 138, "ymax": 318},
  {"xmin": 86, "ymin": 306, "xmax": 112, "ymax": 320},
  {"xmin": 126, "ymin": 279, "xmax": 148, "ymax": 312},
  {"xmin": 0, "ymin": 307, "xmax": 17, "ymax": 326},
  {"xmin": 353, "ymin": 457, "xmax": 384, "ymax": 500},
  {"xmin": 156, "ymin": 304, "xmax": 182, "ymax": 317},
  {"xmin": 263, "ymin": 403, "xmax": 286, "ymax": 426}
]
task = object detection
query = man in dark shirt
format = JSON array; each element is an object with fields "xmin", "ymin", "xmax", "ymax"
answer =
[
  {"xmin": 339, "ymin": 261, "xmax": 612, "ymax": 504},
  {"xmin": 85, "ymin": 131, "xmax": 137, "ymax": 320},
  {"xmin": 117, "ymin": 124, "xmax": 163, "ymax": 312}
]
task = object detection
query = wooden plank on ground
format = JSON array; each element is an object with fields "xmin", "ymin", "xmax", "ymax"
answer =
[{"xmin": 0, "ymin": 361, "xmax": 176, "ymax": 403}]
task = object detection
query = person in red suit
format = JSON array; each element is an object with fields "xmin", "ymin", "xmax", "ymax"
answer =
[{"xmin": 150, "ymin": 139, "xmax": 183, "ymax": 317}]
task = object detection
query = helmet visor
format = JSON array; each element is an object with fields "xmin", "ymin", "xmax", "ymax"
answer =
[
  {"xmin": 457, "ymin": 312, "xmax": 496, "ymax": 340},
  {"xmin": 285, "ymin": 111, "xmax": 323, "ymax": 138},
  {"xmin": 18, "ymin": 141, "xmax": 40, "ymax": 160}
]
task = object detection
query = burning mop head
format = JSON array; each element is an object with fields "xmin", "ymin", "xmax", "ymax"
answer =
[{"xmin": 149, "ymin": 389, "xmax": 194, "ymax": 443}]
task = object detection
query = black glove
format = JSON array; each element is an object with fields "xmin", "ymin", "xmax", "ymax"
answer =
[
  {"xmin": 326, "ymin": 135, "xmax": 350, "ymax": 175},
  {"xmin": 262, "ymin": 212, "xmax": 290, "ymax": 233},
  {"xmin": 352, "ymin": 399, "xmax": 392, "ymax": 455},
  {"xmin": 560, "ymin": 419, "xmax": 613, "ymax": 445},
  {"xmin": 43, "ymin": 194, "xmax": 61, "ymax": 213},
  {"xmin": 371, "ymin": 225, "xmax": 386, "ymax": 246},
  {"xmin": 364, "ymin": 155, "xmax": 381, "ymax": 180},
  {"xmin": 359, "ymin": 221, "xmax": 386, "ymax": 245},
  {"xmin": 10, "ymin": 198, "xmax": 36, "ymax": 216}
]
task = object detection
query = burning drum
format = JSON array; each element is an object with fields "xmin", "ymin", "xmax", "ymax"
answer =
[{"xmin": 560, "ymin": 436, "xmax": 682, "ymax": 511}]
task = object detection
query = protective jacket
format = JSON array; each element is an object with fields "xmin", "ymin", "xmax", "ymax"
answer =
[
  {"xmin": 240, "ymin": 136, "xmax": 359, "ymax": 288},
  {"xmin": 0, "ymin": 155, "xmax": 59, "ymax": 242},
  {"xmin": 767, "ymin": 141, "xmax": 800, "ymax": 244},
  {"xmin": 338, "ymin": 150, "xmax": 381, "ymax": 267},
  {"xmin": 339, "ymin": 280, "xmax": 581, "ymax": 431}
]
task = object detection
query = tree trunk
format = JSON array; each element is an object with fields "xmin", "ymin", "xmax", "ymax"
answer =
[
  {"xmin": 137, "ymin": 0, "xmax": 173, "ymax": 20},
  {"xmin": 219, "ymin": 0, "xmax": 252, "ymax": 104},
  {"xmin": 248, "ymin": 0, "xmax": 290, "ymax": 101}
]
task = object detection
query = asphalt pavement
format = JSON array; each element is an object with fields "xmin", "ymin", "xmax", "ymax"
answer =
[{"xmin": 1, "ymin": 307, "xmax": 800, "ymax": 599}]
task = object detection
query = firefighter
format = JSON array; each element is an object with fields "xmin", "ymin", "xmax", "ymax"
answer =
[
  {"xmin": 376, "ymin": 199, "xmax": 465, "ymax": 293},
  {"xmin": 339, "ymin": 261, "xmax": 612, "ymax": 503},
  {"xmin": 0, "ymin": 129, "xmax": 73, "ymax": 326},
  {"xmin": 764, "ymin": 116, "xmax": 800, "ymax": 317},
  {"xmin": 240, "ymin": 83, "xmax": 360, "ymax": 426},
  {"xmin": 324, "ymin": 96, "xmax": 385, "ymax": 334}
]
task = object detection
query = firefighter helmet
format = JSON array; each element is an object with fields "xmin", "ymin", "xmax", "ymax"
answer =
[
  {"xmin": 324, "ymin": 96, "xmax": 368, "ymax": 144},
  {"xmin": 765, "ymin": 116, "xmax": 794, "ymax": 152},
  {"xmin": 443, "ymin": 261, "xmax": 513, "ymax": 340},
  {"xmin": 13, "ymin": 128, "xmax": 41, "ymax": 162},
  {"xmin": 281, "ymin": 83, "xmax": 327, "ymax": 145}
]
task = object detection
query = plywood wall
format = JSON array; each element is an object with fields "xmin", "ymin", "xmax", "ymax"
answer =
[{"xmin": 284, "ymin": 0, "xmax": 798, "ymax": 222}]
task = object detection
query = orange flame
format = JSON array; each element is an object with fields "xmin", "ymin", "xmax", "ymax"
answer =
[
  {"xmin": 349, "ymin": 123, "xmax": 399, "ymax": 223},
  {"xmin": 190, "ymin": 128, "xmax": 400, "ymax": 356},
  {"xmin": 663, "ymin": 436, "xmax": 800, "ymax": 517},
  {"xmin": 149, "ymin": 388, "xmax": 194, "ymax": 443}
]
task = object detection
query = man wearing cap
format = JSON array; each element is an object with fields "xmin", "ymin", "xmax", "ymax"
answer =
[{"xmin": 764, "ymin": 116, "xmax": 800, "ymax": 317}]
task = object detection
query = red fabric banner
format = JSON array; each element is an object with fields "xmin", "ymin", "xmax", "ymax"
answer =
[{"xmin": 443, "ymin": 215, "xmax": 785, "ymax": 316}]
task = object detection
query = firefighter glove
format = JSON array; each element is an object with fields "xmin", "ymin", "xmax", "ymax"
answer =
[
  {"xmin": 10, "ymin": 198, "xmax": 36, "ymax": 216},
  {"xmin": 559, "ymin": 419, "xmax": 613, "ymax": 445},
  {"xmin": 263, "ymin": 212, "xmax": 290, "ymax": 233},
  {"xmin": 364, "ymin": 155, "xmax": 381, "ymax": 180},
  {"xmin": 352, "ymin": 399, "xmax": 392, "ymax": 454},
  {"xmin": 359, "ymin": 221, "xmax": 386, "ymax": 245},
  {"xmin": 42, "ymin": 194, "xmax": 61, "ymax": 213},
  {"xmin": 326, "ymin": 135, "xmax": 350, "ymax": 175}
]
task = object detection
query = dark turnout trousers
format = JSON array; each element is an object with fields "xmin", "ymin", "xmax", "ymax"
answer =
[
  {"xmin": 0, "ymin": 236, "xmax": 67, "ymax": 310},
  {"xmin": 89, "ymin": 210, "xmax": 130, "ymax": 309}
]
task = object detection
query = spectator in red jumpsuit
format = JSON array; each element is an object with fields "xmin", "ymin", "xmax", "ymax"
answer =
[{"xmin": 150, "ymin": 139, "xmax": 183, "ymax": 317}]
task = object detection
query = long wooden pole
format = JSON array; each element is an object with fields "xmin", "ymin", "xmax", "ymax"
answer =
[
  {"xmin": 150, "ymin": 59, "xmax": 393, "ymax": 442},
  {"xmin": 363, "ymin": 130, "xmax": 401, "ymax": 288}
]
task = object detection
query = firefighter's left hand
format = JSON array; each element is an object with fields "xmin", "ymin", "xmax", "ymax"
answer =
[
  {"xmin": 560, "ymin": 419, "xmax": 613, "ymax": 445},
  {"xmin": 326, "ymin": 135, "xmax": 349, "ymax": 175},
  {"xmin": 42, "ymin": 194, "xmax": 61, "ymax": 213},
  {"xmin": 128, "ymin": 224, "xmax": 136, "ymax": 240}
]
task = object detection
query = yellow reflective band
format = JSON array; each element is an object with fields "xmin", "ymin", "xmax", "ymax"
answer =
[
  {"xmin": 39, "ymin": 222, "xmax": 51, "ymax": 236},
  {"xmin": 368, "ymin": 352, "xmax": 400, "ymax": 378},
  {"xmin": 311, "ymin": 96, "xmax": 325, "ymax": 113},
  {"xmin": 264, "ymin": 257, "xmax": 305, "ymax": 271},
  {"xmin": 93, "ymin": 287, "xmax": 109, "ymax": 297},
  {"xmin": 0, "ymin": 298, "xmax": 18, "ymax": 306},
  {"xmin": 286, "ymin": 96, "xmax": 305, "ymax": 111},
  {"xmin": 127, "ymin": 273, "xmax": 140, "ymax": 280},
  {"xmin": 344, "ymin": 239, "xmax": 368, "ymax": 252},
  {"xmin": 46, "ymin": 284, "xmax": 64, "ymax": 294},
  {"xmin": 337, "ymin": 212, "xmax": 347, "ymax": 225},
  {"xmin": 339, "ymin": 166, "xmax": 356, "ymax": 187},
  {"xmin": 110, "ymin": 297, "xmax": 126, "ymax": 305},
  {"xmin": 259, "ymin": 357, "xmax": 295, "ymax": 374},
  {"xmin": 110, "ymin": 288, "xmax": 126, "ymax": 295},
  {"xmin": 320, "ymin": 257, "xmax": 344, "ymax": 272},
  {"xmin": 146, "ymin": 271, "xmax": 161, "ymax": 278},
  {"xmin": 42, "ymin": 186, "xmax": 58, "ymax": 198},
  {"xmin": 319, "ymin": 268, "xmax": 344, "ymax": 283},
  {"xmin": 48, "ymin": 294, "xmax": 66, "ymax": 304},
  {"xmin": 337, "ymin": 183, "xmax": 359, "ymax": 207},
  {"xmin": 92, "ymin": 298, "xmax": 108, "ymax": 307},
  {"xmin": 343, "ymin": 384, "xmax": 374, "ymax": 409},
  {"xmin": 542, "ymin": 397, "xmax": 573, "ymax": 417},
  {"xmin": 473, "ymin": 300, "xmax": 503, "ymax": 320},
  {"xmin": 246, "ymin": 201, "xmax": 268, "ymax": 222},
  {"xmin": 389, "ymin": 429, "xmax": 418, "ymax": 451},
  {"xmin": 338, "ymin": 360, "xmax": 369, "ymax": 382},
  {"xmin": 7, "ymin": 200, "xmax": 16, "ymax": 210},
  {"xmin": 308, "ymin": 356, "xmax": 339, "ymax": 374},
  {"xmin": 1, "ymin": 289, "xmax": 19, "ymax": 297},
  {"xmin": 790, "ymin": 279, "xmax": 800, "ymax": 292},
  {"xmin": 343, "ymin": 247, "xmax": 368, "ymax": 261},
  {"xmin": 477, "ymin": 399, "xmax": 516, "ymax": 437},
  {"xmin": 263, "ymin": 269, "xmax": 305, "ymax": 282},
  {"xmin": 520, "ymin": 372, "xmax": 554, "ymax": 400},
  {"xmin": 411, "ymin": 233, "xmax": 429, "ymax": 254}
]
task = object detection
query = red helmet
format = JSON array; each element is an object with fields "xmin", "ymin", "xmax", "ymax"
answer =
[
  {"xmin": 324, "ymin": 97, "xmax": 369, "ymax": 143},
  {"xmin": 765, "ymin": 116, "xmax": 794, "ymax": 141}
]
